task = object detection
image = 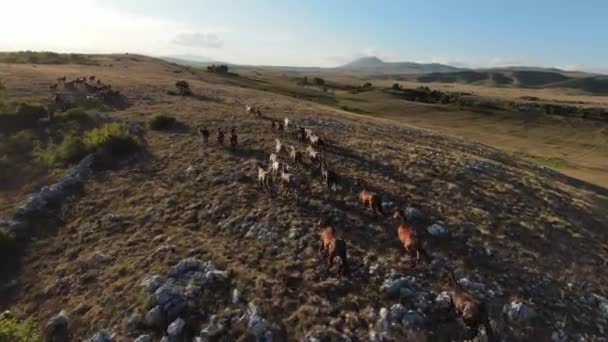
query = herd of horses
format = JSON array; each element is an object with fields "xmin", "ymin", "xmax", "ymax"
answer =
[
  {"xmin": 50, "ymin": 75, "xmax": 122, "ymax": 111},
  {"xmin": 192, "ymin": 104, "xmax": 497, "ymax": 339}
]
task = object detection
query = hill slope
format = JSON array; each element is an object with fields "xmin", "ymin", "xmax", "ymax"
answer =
[
  {"xmin": 337, "ymin": 56, "xmax": 461, "ymax": 74},
  {"xmin": 1, "ymin": 56, "xmax": 607, "ymax": 341}
]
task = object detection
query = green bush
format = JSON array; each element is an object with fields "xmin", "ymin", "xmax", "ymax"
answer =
[
  {"xmin": 175, "ymin": 81, "xmax": 193, "ymax": 96},
  {"xmin": 0, "ymin": 316, "xmax": 41, "ymax": 342},
  {"xmin": 15, "ymin": 102, "xmax": 47, "ymax": 117},
  {"xmin": 32, "ymin": 135, "xmax": 87, "ymax": 166},
  {"xmin": 84, "ymin": 123, "xmax": 139, "ymax": 156},
  {"xmin": 147, "ymin": 113, "xmax": 176, "ymax": 130},
  {"xmin": 0, "ymin": 226, "xmax": 15, "ymax": 248},
  {"xmin": 61, "ymin": 107, "xmax": 90, "ymax": 122}
]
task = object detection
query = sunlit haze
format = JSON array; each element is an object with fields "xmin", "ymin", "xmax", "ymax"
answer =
[{"xmin": 1, "ymin": 0, "xmax": 607, "ymax": 71}]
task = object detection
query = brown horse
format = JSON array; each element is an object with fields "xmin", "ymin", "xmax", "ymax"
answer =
[
  {"xmin": 446, "ymin": 269, "xmax": 495, "ymax": 341},
  {"xmin": 359, "ymin": 190, "xmax": 383, "ymax": 215},
  {"xmin": 198, "ymin": 127, "xmax": 209, "ymax": 143},
  {"xmin": 216, "ymin": 128, "xmax": 225, "ymax": 145},
  {"xmin": 318, "ymin": 222, "xmax": 350, "ymax": 277},
  {"xmin": 393, "ymin": 210, "xmax": 430, "ymax": 268},
  {"xmin": 230, "ymin": 128, "xmax": 238, "ymax": 147}
]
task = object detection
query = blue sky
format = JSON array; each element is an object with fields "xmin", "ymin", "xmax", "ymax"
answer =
[{"xmin": 1, "ymin": 0, "xmax": 606, "ymax": 71}]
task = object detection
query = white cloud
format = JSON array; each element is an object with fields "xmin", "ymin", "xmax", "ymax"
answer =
[{"xmin": 172, "ymin": 32, "xmax": 223, "ymax": 48}]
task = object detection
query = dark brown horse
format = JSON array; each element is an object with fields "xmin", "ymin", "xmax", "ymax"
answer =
[{"xmin": 318, "ymin": 222, "xmax": 350, "ymax": 277}]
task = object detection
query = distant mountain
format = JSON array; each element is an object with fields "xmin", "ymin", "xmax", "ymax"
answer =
[
  {"xmin": 160, "ymin": 55, "xmax": 224, "ymax": 67},
  {"xmin": 336, "ymin": 56, "xmax": 462, "ymax": 74}
]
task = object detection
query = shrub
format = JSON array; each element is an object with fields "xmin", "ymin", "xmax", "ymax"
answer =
[
  {"xmin": 62, "ymin": 107, "xmax": 90, "ymax": 121},
  {"xmin": 313, "ymin": 77, "xmax": 325, "ymax": 86},
  {"xmin": 0, "ymin": 316, "xmax": 41, "ymax": 342},
  {"xmin": 147, "ymin": 113, "xmax": 176, "ymax": 130},
  {"xmin": 392, "ymin": 83, "xmax": 401, "ymax": 90},
  {"xmin": 175, "ymin": 81, "xmax": 193, "ymax": 96},
  {"xmin": 84, "ymin": 123, "xmax": 139, "ymax": 156},
  {"xmin": 206, "ymin": 64, "xmax": 229, "ymax": 73},
  {"xmin": 0, "ymin": 226, "xmax": 15, "ymax": 248},
  {"xmin": 15, "ymin": 102, "xmax": 47, "ymax": 117}
]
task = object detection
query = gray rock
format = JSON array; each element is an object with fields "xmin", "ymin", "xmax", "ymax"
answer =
[
  {"xmin": 459, "ymin": 277, "xmax": 494, "ymax": 297},
  {"xmin": 88, "ymin": 329, "xmax": 114, "ymax": 342},
  {"xmin": 127, "ymin": 312, "xmax": 144, "ymax": 334},
  {"xmin": 145, "ymin": 306, "xmax": 164, "ymax": 328},
  {"xmin": 160, "ymin": 337, "xmax": 169, "ymax": 342},
  {"xmin": 185, "ymin": 284, "xmax": 202, "ymax": 299},
  {"xmin": 168, "ymin": 258, "xmax": 205, "ymax": 278},
  {"xmin": 167, "ymin": 317, "xmax": 186, "ymax": 341},
  {"xmin": 402, "ymin": 310, "xmax": 425, "ymax": 328},
  {"xmin": 232, "ymin": 289, "xmax": 242, "ymax": 304},
  {"xmin": 381, "ymin": 277, "xmax": 414, "ymax": 299},
  {"xmin": 389, "ymin": 304, "xmax": 407, "ymax": 322},
  {"xmin": 92, "ymin": 251, "xmax": 110, "ymax": 264},
  {"xmin": 405, "ymin": 207, "xmax": 424, "ymax": 222},
  {"xmin": 399, "ymin": 287, "xmax": 415, "ymax": 299},
  {"xmin": 200, "ymin": 315, "xmax": 225, "ymax": 339},
  {"xmin": 165, "ymin": 196, "xmax": 177, "ymax": 207},
  {"xmin": 435, "ymin": 291, "xmax": 452, "ymax": 310},
  {"xmin": 427, "ymin": 223, "xmax": 449, "ymax": 238},
  {"xmin": 429, "ymin": 257, "xmax": 447, "ymax": 273},
  {"xmin": 246, "ymin": 223, "xmax": 279, "ymax": 241},
  {"xmin": 134, "ymin": 335, "xmax": 152, "ymax": 342},
  {"xmin": 141, "ymin": 274, "xmax": 164, "ymax": 293},
  {"xmin": 504, "ymin": 301, "xmax": 537, "ymax": 322},
  {"xmin": 45, "ymin": 310, "xmax": 69, "ymax": 342},
  {"xmin": 244, "ymin": 302, "xmax": 273, "ymax": 341},
  {"xmin": 153, "ymin": 282, "xmax": 186, "ymax": 321}
]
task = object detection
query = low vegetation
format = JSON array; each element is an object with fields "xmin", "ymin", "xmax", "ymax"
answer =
[
  {"xmin": 147, "ymin": 113, "xmax": 176, "ymax": 130},
  {"xmin": 387, "ymin": 86, "xmax": 608, "ymax": 121},
  {"xmin": 0, "ymin": 226, "xmax": 15, "ymax": 251},
  {"xmin": 169, "ymin": 80, "xmax": 193, "ymax": 96},
  {"xmin": 0, "ymin": 316, "xmax": 41, "ymax": 342},
  {"xmin": 84, "ymin": 122, "xmax": 139, "ymax": 156},
  {"xmin": 206, "ymin": 64, "xmax": 230, "ymax": 74},
  {"xmin": 0, "ymin": 51, "xmax": 96, "ymax": 65}
]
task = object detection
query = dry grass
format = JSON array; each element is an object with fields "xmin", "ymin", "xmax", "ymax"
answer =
[{"xmin": 1, "ymin": 56, "xmax": 607, "ymax": 340}]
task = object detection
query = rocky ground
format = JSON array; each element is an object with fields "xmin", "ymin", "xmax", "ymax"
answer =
[{"xmin": 1, "ymin": 55, "xmax": 608, "ymax": 341}]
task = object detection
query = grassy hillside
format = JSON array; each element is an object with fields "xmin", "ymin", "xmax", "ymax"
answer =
[{"xmin": 0, "ymin": 56, "xmax": 607, "ymax": 341}]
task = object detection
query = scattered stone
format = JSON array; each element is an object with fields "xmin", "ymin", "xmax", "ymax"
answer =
[
  {"xmin": 45, "ymin": 310, "xmax": 69, "ymax": 342},
  {"xmin": 155, "ymin": 244, "xmax": 178, "ymax": 254},
  {"xmin": 165, "ymin": 196, "xmax": 177, "ymax": 207},
  {"xmin": 435, "ymin": 291, "xmax": 452, "ymax": 310},
  {"xmin": 92, "ymin": 251, "xmax": 110, "ymax": 264},
  {"xmin": 153, "ymin": 282, "xmax": 186, "ymax": 321},
  {"xmin": 427, "ymin": 223, "xmax": 449, "ymax": 238},
  {"xmin": 381, "ymin": 277, "xmax": 414, "ymax": 299},
  {"xmin": 141, "ymin": 274, "xmax": 164, "ymax": 293},
  {"xmin": 232, "ymin": 289, "xmax": 242, "ymax": 304},
  {"xmin": 504, "ymin": 301, "xmax": 537, "ymax": 322},
  {"xmin": 127, "ymin": 312, "xmax": 144, "ymax": 334},
  {"xmin": 405, "ymin": 207, "xmax": 424, "ymax": 222},
  {"xmin": 246, "ymin": 223, "xmax": 279, "ymax": 241},
  {"xmin": 88, "ymin": 329, "xmax": 114, "ymax": 342},
  {"xmin": 459, "ymin": 277, "xmax": 494, "ymax": 298},
  {"xmin": 401, "ymin": 310, "xmax": 425, "ymax": 328},
  {"xmin": 145, "ymin": 306, "xmax": 164, "ymax": 328},
  {"xmin": 134, "ymin": 335, "xmax": 152, "ymax": 342},
  {"xmin": 200, "ymin": 315, "xmax": 226, "ymax": 339},
  {"xmin": 167, "ymin": 317, "xmax": 186, "ymax": 341},
  {"xmin": 185, "ymin": 284, "xmax": 202, "ymax": 299},
  {"xmin": 243, "ymin": 302, "xmax": 273, "ymax": 341},
  {"xmin": 429, "ymin": 257, "xmax": 447, "ymax": 273}
]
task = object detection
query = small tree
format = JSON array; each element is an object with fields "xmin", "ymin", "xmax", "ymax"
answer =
[
  {"xmin": 312, "ymin": 77, "xmax": 325, "ymax": 86},
  {"xmin": 175, "ymin": 80, "xmax": 192, "ymax": 96},
  {"xmin": 362, "ymin": 82, "xmax": 372, "ymax": 88},
  {"xmin": 392, "ymin": 83, "xmax": 401, "ymax": 90}
]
